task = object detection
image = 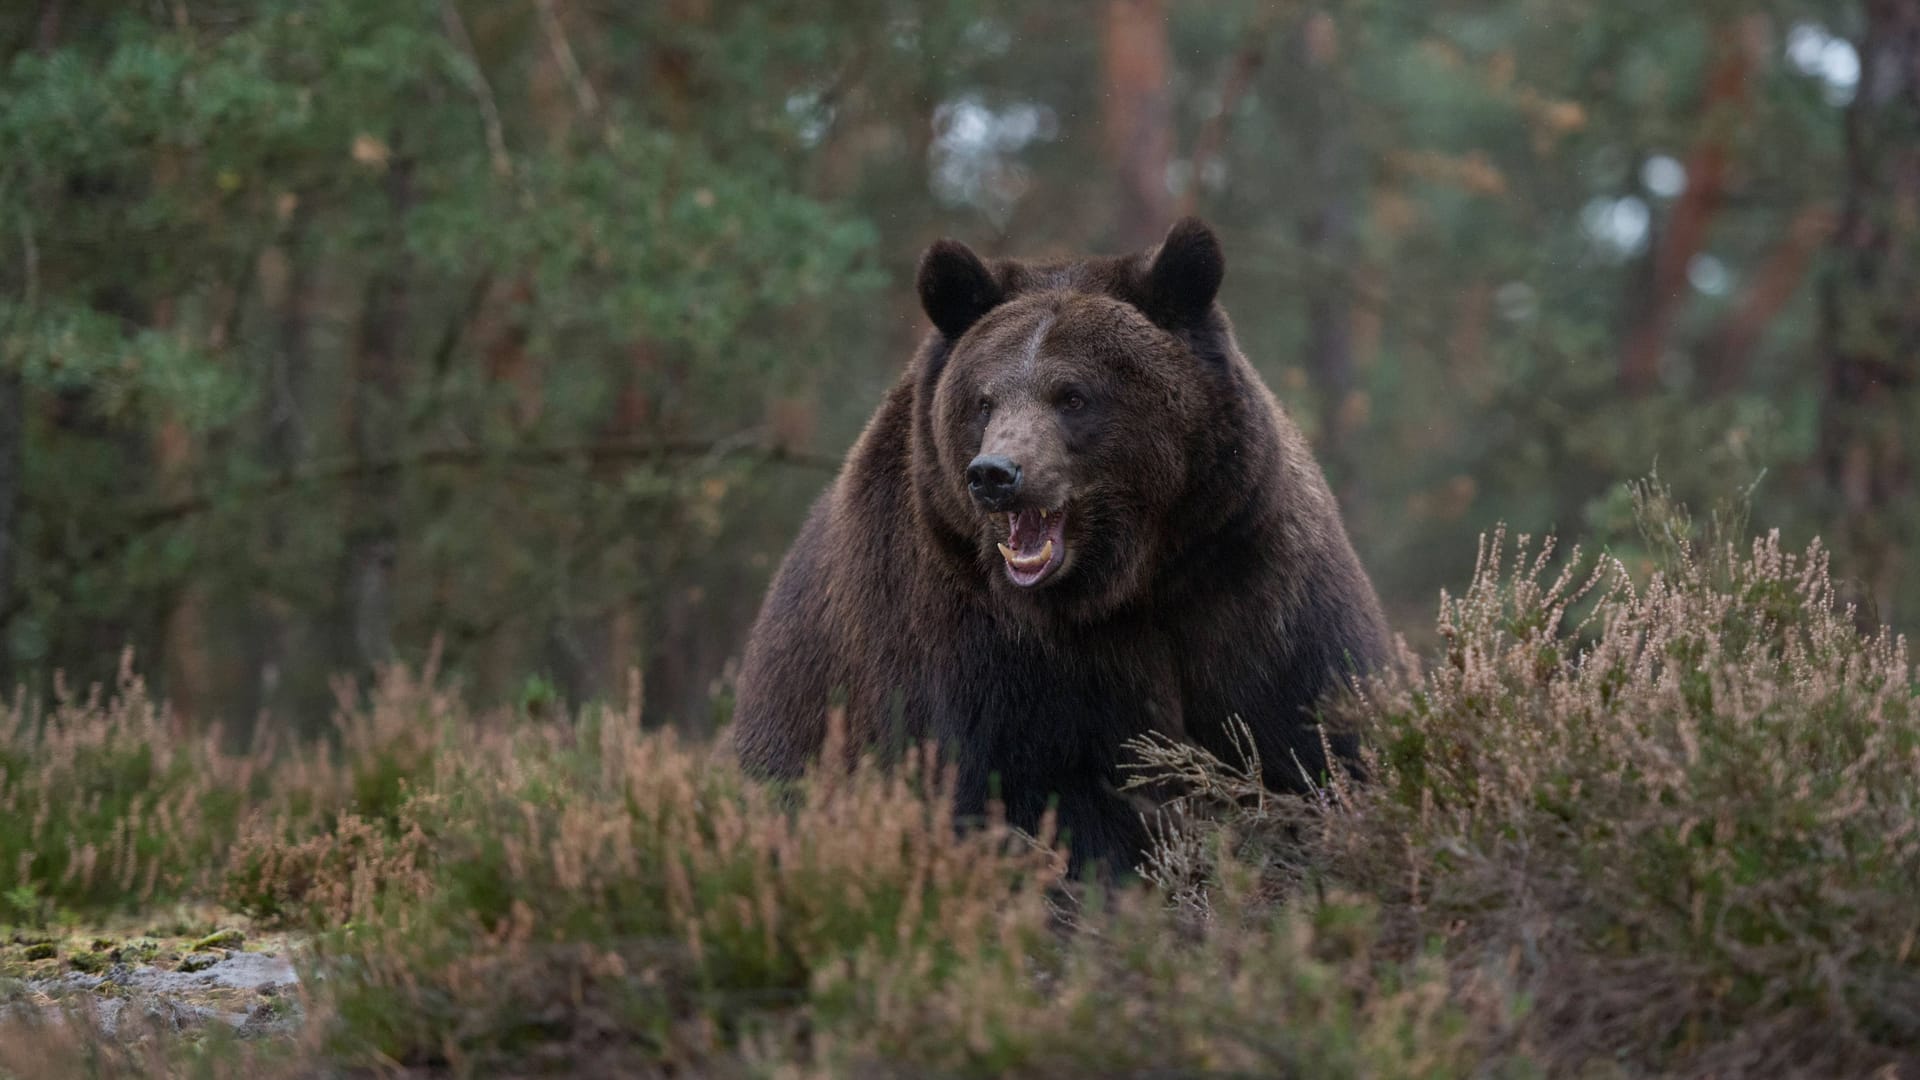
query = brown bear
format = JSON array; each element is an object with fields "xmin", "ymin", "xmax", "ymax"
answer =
[{"xmin": 732, "ymin": 218, "xmax": 1389, "ymax": 871}]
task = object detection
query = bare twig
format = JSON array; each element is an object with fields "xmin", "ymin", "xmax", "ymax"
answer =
[
  {"xmin": 430, "ymin": 268, "xmax": 496, "ymax": 382},
  {"xmin": 1700, "ymin": 202, "xmax": 1836, "ymax": 395},
  {"xmin": 438, "ymin": 0, "xmax": 514, "ymax": 180},
  {"xmin": 150, "ymin": 436, "xmax": 834, "ymax": 537},
  {"xmin": 206, "ymin": 238, "xmax": 262, "ymax": 353},
  {"xmin": 150, "ymin": 437, "xmax": 841, "ymax": 524},
  {"xmin": 0, "ymin": 437, "xmax": 841, "ymax": 626},
  {"xmin": 18, "ymin": 220, "xmax": 37, "ymax": 309},
  {"xmin": 534, "ymin": 0, "xmax": 622, "ymax": 149},
  {"xmin": 1179, "ymin": 5, "xmax": 1287, "ymax": 218},
  {"xmin": 534, "ymin": 0, "xmax": 597, "ymax": 117},
  {"xmin": 802, "ymin": 46, "xmax": 872, "ymax": 150},
  {"xmin": 35, "ymin": 0, "xmax": 65, "ymax": 54}
]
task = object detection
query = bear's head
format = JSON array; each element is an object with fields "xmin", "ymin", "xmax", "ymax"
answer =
[{"xmin": 912, "ymin": 218, "xmax": 1256, "ymax": 622}]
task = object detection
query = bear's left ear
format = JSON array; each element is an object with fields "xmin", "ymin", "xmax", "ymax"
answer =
[
  {"xmin": 1142, "ymin": 217, "xmax": 1224, "ymax": 329},
  {"xmin": 917, "ymin": 238, "xmax": 1004, "ymax": 340}
]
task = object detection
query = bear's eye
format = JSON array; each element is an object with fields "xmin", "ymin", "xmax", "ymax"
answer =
[
  {"xmin": 1061, "ymin": 392, "xmax": 1086, "ymax": 413},
  {"xmin": 978, "ymin": 396, "xmax": 993, "ymax": 416}
]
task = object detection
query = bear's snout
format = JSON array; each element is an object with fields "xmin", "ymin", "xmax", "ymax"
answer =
[{"xmin": 966, "ymin": 454, "xmax": 1022, "ymax": 511}]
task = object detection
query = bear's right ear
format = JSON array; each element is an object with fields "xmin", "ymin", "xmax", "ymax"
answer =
[{"xmin": 917, "ymin": 239, "xmax": 1003, "ymax": 340}]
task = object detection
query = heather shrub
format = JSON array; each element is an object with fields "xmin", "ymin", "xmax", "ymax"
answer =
[
  {"xmin": 306, "ymin": 705, "xmax": 1075, "ymax": 1071},
  {"xmin": 802, "ymin": 869, "xmax": 1522, "ymax": 1078},
  {"xmin": 1139, "ymin": 486, "xmax": 1920, "ymax": 1075},
  {"xmin": 297, "ymin": 699, "xmax": 1513, "ymax": 1076},
  {"xmin": 0, "ymin": 651, "xmax": 498, "ymax": 923},
  {"xmin": 220, "ymin": 811, "xmax": 429, "ymax": 927},
  {"xmin": 10, "ymin": 490, "xmax": 1920, "ymax": 1076},
  {"xmin": 0, "ymin": 655, "xmax": 266, "ymax": 918},
  {"xmin": 218, "ymin": 660, "xmax": 492, "ymax": 926}
]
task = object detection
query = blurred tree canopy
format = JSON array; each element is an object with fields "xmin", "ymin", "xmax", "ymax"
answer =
[{"xmin": 1, "ymin": 0, "xmax": 1910, "ymax": 737}]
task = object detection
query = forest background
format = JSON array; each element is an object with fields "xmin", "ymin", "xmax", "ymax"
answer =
[{"xmin": 3, "ymin": 0, "xmax": 1913, "ymax": 738}]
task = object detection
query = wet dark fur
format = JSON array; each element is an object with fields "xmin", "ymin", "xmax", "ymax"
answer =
[{"xmin": 732, "ymin": 219, "xmax": 1390, "ymax": 871}]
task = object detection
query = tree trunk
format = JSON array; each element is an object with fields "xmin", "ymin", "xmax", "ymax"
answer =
[
  {"xmin": 0, "ymin": 3, "xmax": 58, "ymax": 687},
  {"xmin": 1818, "ymin": 0, "xmax": 1920, "ymax": 623},
  {"xmin": 154, "ymin": 398, "xmax": 209, "ymax": 728},
  {"xmin": 0, "ymin": 370, "xmax": 19, "ymax": 691},
  {"xmin": 1619, "ymin": 19, "xmax": 1763, "ymax": 395},
  {"xmin": 1104, "ymin": 0, "xmax": 1174, "ymax": 247},
  {"xmin": 1295, "ymin": 11, "xmax": 1364, "ymax": 509},
  {"xmin": 252, "ymin": 206, "xmax": 314, "ymax": 728},
  {"xmin": 337, "ymin": 163, "xmax": 413, "ymax": 675}
]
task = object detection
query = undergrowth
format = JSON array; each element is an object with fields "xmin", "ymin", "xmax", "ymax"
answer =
[
  {"xmin": 1, "ymin": 486, "xmax": 1915, "ymax": 1077},
  {"xmin": 1133, "ymin": 483, "xmax": 1920, "ymax": 1075}
]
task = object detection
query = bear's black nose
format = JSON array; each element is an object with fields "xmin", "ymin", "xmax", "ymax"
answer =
[{"xmin": 966, "ymin": 454, "xmax": 1022, "ymax": 510}]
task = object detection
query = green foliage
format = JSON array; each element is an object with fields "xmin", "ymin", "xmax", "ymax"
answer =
[
  {"xmin": 1, "ymin": 0, "xmax": 1895, "ymax": 739},
  {"xmin": 0, "ymin": 2, "xmax": 886, "ymax": 728}
]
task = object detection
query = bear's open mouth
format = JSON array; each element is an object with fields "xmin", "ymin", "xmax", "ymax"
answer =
[{"xmin": 997, "ymin": 507, "xmax": 1067, "ymax": 588}]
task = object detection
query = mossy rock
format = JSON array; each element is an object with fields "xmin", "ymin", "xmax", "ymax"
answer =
[
  {"xmin": 191, "ymin": 929, "xmax": 245, "ymax": 952},
  {"xmin": 115, "ymin": 937, "xmax": 164, "ymax": 964},
  {"xmin": 69, "ymin": 950, "xmax": 109, "ymax": 973}
]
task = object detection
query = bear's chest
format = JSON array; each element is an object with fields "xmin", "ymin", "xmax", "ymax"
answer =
[
  {"xmin": 889, "ymin": 616, "xmax": 1178, "ymax": 870},
  {"xmin": 910, "ymin": 614, "xmax": 1182, "ymax": 775}
]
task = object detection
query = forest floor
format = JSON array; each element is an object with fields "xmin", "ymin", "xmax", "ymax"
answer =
[{"xmin": 2, "ymin": 918, "xmax": 302, "ymax": 1043}]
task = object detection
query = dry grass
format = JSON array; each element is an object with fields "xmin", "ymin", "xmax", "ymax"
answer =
[{"xmin": 2, "ymin": 486, "xmax": 1916, "ymax": 1076}]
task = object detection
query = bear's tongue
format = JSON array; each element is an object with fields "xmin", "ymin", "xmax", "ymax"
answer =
[
  {"xmin": 1007, "ymin": 509, "xmax": 1050, "ymax": 556},
  {"xmin": 996, "ymin": 508, "xmax": 1065, "ymax": 585}
]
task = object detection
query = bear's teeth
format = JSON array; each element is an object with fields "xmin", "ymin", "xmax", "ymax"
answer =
[
  {"xmin": 1040, "ymin": 508, "xmax": 1049, "ymax": 520},
  {"xmin": 998, "ymin": 539, "xmax": 1054, "ymax": 571}
]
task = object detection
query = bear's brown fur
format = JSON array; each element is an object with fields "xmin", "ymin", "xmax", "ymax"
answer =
[{"xmin": 732, "ymin": 218, "xmax": 1389, "ymax": 870}]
